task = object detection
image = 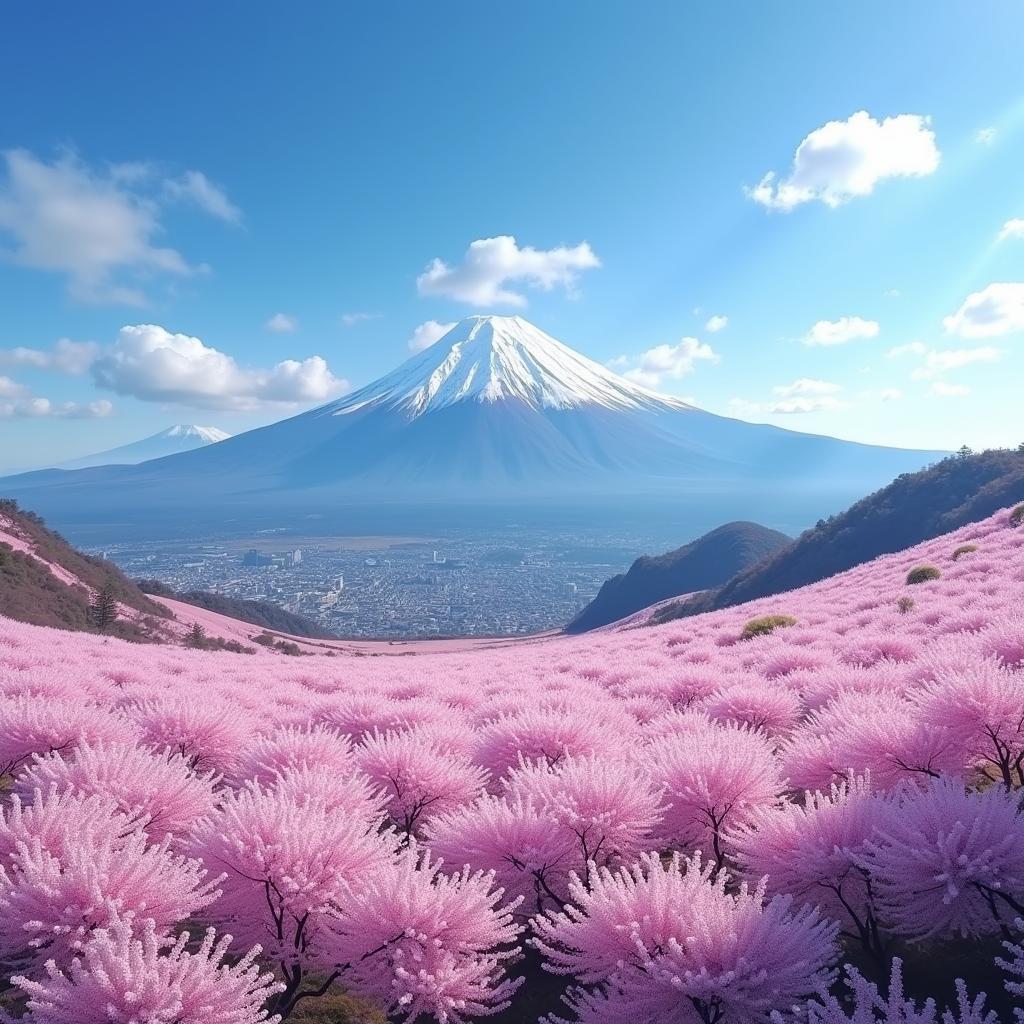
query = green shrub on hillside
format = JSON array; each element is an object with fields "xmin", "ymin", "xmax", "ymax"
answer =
[
  {"xmin": 951, "ymin": 544, "xmax": 978, "ymax": 560},
  {"xmin": 1011, "ymin": 504, "xmax": 1024, "ymax": 526},
  {"xmin": 897, "ymin": 596, "xmax": 915, "ymax": 614},
  {"xmin": 906, "ymin": 565, "xmax": 941, "ymax": 585},
  {"xmin": 740, "ymin": 614, "xmax": 796, "ymax": 640}
]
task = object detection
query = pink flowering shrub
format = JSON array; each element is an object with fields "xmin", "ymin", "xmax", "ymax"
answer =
[
  {"xmin": 325, "ymin": 847, "xmax": 523, "ymax": 1023},
  {"xmin": 533, "ymin": 852, "xmax": 839, "ymax": 1024},
  {"xmin": 793, "ymin": 958, "xmax": 998, "ymax": 1024},
  {"xmin": 4, "ymin": 916, "xmax": 283, "ymax": 1024},
  {"xmin": 858, "ymin": 778, "xmax": 1024, "ymax": 940},
  {"xmin": 0, "ymin": 819, "xmax": 220, "ymax": 969},
  {"xmin": 0, "ymin": 696, "xmax": 136, "ymax": 776},
  {"xmin": 355, "ymin": 729, "xmax": 489, "ymax": 839},
  {"xmin": 502, "ymin": 754, "xmax": 665, "ymax": 871},
  {"xmin": 17, "ymin": 741, "xmax": 219, "ymax": 842},
  {"xmin": 731, "ymin": 775, "xmax": 889, "ymax": 956},
  {"xmin": 643, "ymin": 721, "xmax": 783, "ymax": 864},
  {"xmin": 424, "ymin": 793, "xmax": 575, "ymax": 916}
]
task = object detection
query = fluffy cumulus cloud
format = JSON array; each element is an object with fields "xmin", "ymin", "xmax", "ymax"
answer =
[
  {"xmin": 748, "ymin": 111, "xmax": 940, "ymax": 211},
  {"xmin": 0, "ymin": 149, "xmax": 238, "ymax": 305},
  {"xmin": 407, "ymin": 320, "xmax": 456, "ymax": 353},
  {"xmin": 803, "ymin": 316, "xmax": 880, "ymax": 347},
  {"xmin": 943, "ymin": 283, "xmax": 1024, "ymax": 339},
  {"xmin": 704, "ymin": 314, "xmax": 728, "ymax": 333},
  {"xmin": 417, "ymin": 235, "xmax": 600, "ymax": 307},
  {"xmin": 620, "ymin": 337, "xmax": 719, "ymax": 389},
  {"xmin": 264, "ymin": 313, "xmax": 298, "ymax": 333},
  {"xmin": 976, "ymin": 127, "xmax": 997, "ymax": 145},
  {"xmin": 91, "ymin": 324, "xmax": 349, "ymax": 411},
  {"xmin": 997, "ymin": 219, "xmax": 1024, "ymax": 242},
  {"xmin": 910, "ymin": 345, "xmax": 1002, "ymax": 379}
]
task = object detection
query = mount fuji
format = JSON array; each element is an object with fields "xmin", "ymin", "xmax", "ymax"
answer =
[
  {"xmin": 56, "ymin": 425, "xmax": 231, "ymax": 471},
  {"xmin": 0, "ymin": 316, "xmax": 942, "ymax": 534}
]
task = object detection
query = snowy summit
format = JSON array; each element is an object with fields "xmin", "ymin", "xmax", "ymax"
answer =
[
  {"xmin": 56, "ymin": 424, "xmax": 232, "ymax": 471},
  {"xmin": 327, "ymin": 315, "xmax": 692, "ymax": 419}
]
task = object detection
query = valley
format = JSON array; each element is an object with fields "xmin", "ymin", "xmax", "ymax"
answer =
[{"xmin": 89, "ymin": 526, "xmax": 645, "ymax": 638}]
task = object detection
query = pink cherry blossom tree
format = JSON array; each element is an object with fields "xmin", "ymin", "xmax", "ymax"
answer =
[{"xmin": 3, "ymin": 916, "xmax": 283, "ymax": 1024}]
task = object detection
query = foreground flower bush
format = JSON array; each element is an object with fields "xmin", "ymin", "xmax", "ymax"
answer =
[{"xmin": 0, "ymin": 505, "xmax": 1023, "ymax": 1020}]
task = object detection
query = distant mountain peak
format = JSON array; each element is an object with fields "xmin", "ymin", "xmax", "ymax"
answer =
[
  {"xmin": 54, "ymin": 424, "xmax": 231, "ymax": 471},
  {"xmin": 161, "ymin": 425, "xmax": 232, "ymax": 443},
  {"xmin": 326, "ymin": 314, "xmax": 695, "ymax": 419}
]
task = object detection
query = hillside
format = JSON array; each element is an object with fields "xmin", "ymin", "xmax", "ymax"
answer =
[
  {"xmin": 0, "ymin": 498, "xmax": 171, "ymax": 640},
  {"xmin": 649, "ymin": 446, "xmax": 1024, "ymax": 625},
  {"xmin": 567, "ymin": 521, "xmax": 790, "ymax": 632},
  {"xmin": 1, "ymin": 505, "xmax": 1022, "ymax": 1020},
  {"xmin": 135, "ymin": 579, "xmax": 334, "ymax": 639},
  {"xmin": 0, "ymin": 499, "xmax": 337, "ymax": 653}
]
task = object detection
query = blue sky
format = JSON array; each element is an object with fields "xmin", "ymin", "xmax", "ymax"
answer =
[{"xmin": 1, "ymin": 2, "xmax": 1023, "ymax": 469}]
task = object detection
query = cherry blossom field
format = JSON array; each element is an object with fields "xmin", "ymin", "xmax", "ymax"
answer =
[{"xmin": 1, "ymin": 505, "xmax": 1023, "ymax": 1023}]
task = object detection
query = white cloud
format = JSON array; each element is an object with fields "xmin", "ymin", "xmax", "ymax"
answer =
[
  {"xmin": 768, "ymin": 395, "xmax": 845, "ymax": 414},
  {"xmin": 727, "ymin": 393, "xmax": 845, "ymax": 417},
  {"xmin": 772, "ymin": 378, "xmax": 841, "ymax": 398},
  {"xmin": 705, "ymin": 314, "xmax": 728, "ymax": 333},
  {"xmin": 264, "ymin": 313, "xmax": 298, "ymax": 333},
  {"xmin": 748, "ymin": 111, "xmax": 939, "ymax": 211},
  {"xmin": 164, "ymin": 170, "xmax": 241, "ymax": 224},
  {"xmin": 408, "ymin": 320, "xmax": 456, "ymax": 353},
  {"xmin": 0, "ymin": 375, "xmax": 27, "ymax": 398},
  {"xmin": 340, "ymin": 312, "xmax": 382, "ymax": 327},
  {"xmin": 803, "ymin": 316, "xmax": 880, "ymax": 346},
  {"xmin": 911, "ymin": 346, "xmax": 1003, "ymax": 379},
  {"xmin": 943, "ymin": 283, "xmax": 1024, "ymax": 339},
  {"xmin": 884, "ymin": 288, "xmax": 902, "ymax": 298},
  {"xmin": 887, "ymin": 340, "xmax": 928, "ymax": 358},
  {"xmin": 0, "ymin": 338, "xmax": 99, "ymax": 375},
  {"xmin": 976, "ymin": 127, "xmax": 997, "ymax": 146},
  {"xmin": 997, "ymin": 219, "xmax": 1024, "ymax": 242},
  {"xmin": 931, "ymin": 381, "xmax": 969, "ymax": 397},
  {"xmin": 0, "ymin": 149, "xmax": 233, "ymax": 305},
  {"xmin": 621, "ymin": 337, "xmax": 719, "ymax": 389},
  {"xmin": 417, "ymin": 235, "xmax": 600, "ymax": 307},
  {"xmin": 0, "ymin": 396, "xmax": 112, "ymax": 419},
  {"xmin": 91, "ymin": 324, "xmax": 349, "ymax": 411}
]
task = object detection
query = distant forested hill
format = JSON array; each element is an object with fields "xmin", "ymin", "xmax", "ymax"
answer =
[
  {"xmin": 567, "ymin": 521, "xmax": 791, "ymax": 632},
  {"xmin": 135, "ymin": 579, "xmax": 334, "ymax": 639},
  {"xmin": 650, "ymin": 447, "xmax": 1024, "ymax": 625}
]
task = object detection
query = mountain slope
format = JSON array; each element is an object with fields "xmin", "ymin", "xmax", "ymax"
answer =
[
  {"xmin": 567, "ymin": 521, "xmax": 791, "ymax": 632},
  {"xmin": 58, "ymin": 425, "xmax": 231, "ymax": 470},
  {"xmin": 0, "ymin": 316, "xmax": 943, "ymax": 532},
  {"xmin": 135, "ymin": 579, "xmax": 333, "ymax": 639},
  {"xmin": 649, "ymin": 447, "xmax": 1024, "ymax": 625},
  {"xmin": 0, "ymin": 499, "xmax": 171, "ymax": 638}
]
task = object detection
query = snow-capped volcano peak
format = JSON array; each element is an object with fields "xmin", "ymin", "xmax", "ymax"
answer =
[
  {"xmin": 161, "ymin": 425, "xmax": 232, "ymax": 443},
  {"xmin": 327, "ymin": 315, "xmax": 693, "ymax": 419}
]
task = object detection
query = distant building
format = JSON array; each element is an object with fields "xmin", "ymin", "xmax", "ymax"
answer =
[
  {"xmin": 242, "ymin": 549, "xmax": 273, "ymax": 567},
  {"xmin": 291, "ymin": 548, "xmax": 302, "ymax": 565}
]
